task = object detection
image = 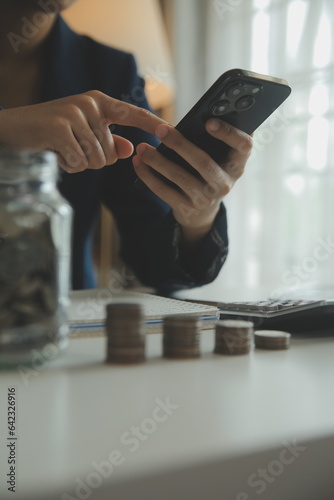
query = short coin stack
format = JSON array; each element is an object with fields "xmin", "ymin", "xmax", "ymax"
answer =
[
  {"xmin": 105, "ymin": 302, "xmax": 146, "ymax": 364},
  {"xmin": 163, "ymin": 315, "xmax": 202, "ymax": 359},
  {"xmin": 214, "ymin": 319, "xmax": 254, "ymax": 355},
  {"xmin": 254, "ymin": 330, "xmax": 291, "ymax": 350}
]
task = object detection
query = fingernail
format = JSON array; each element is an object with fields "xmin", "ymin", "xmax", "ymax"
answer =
[
  {"xmin": 207, "ymin": 119, "xmax": 221, "ymax": 132},
  {"xmin": 155, "ymin": 125, "xmax": 169, "ymax": 139},
  {"xmin": 136, "ymin": 144, "xmax": 146, "ymax": 156}
]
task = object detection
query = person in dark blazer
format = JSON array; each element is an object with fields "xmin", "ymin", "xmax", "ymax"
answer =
[{"xmin": 0, "ymin": 0, "xmax": 253, "ymax": 294}]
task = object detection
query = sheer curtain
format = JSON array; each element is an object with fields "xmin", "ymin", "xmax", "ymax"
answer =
[{"xmin": 171, "ymin": 0, "xmax": 334, "ymax": 297}]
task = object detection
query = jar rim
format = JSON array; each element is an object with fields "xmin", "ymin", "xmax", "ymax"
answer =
[
  {"xmin": 0, "ymin": 148, "xmax": 57, "ymax": 165},
  {"xmin": 0, "ymin": 149, "xmax": 58, "ymax": 183}
]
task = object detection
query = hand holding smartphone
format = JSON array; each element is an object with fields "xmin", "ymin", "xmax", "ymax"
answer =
[{"xmin": 157, "ymin": 69, "xmax": 291, "ymax": 181}]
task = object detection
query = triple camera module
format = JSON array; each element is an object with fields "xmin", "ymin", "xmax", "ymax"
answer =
[{"xmin": 210, "ymin": 82, "xmax": 263, "ymax": 116}]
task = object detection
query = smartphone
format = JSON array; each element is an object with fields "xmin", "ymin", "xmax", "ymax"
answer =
[{"xmin": 157, "ymin": 68, "xmax": 291, "ymax": 180}]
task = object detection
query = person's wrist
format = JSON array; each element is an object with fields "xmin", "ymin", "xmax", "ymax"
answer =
[
  {"xmin": 180, "ymin": 224, "xmax": 212, "ymax": 245},
  {"xmin": 177, "ymin": 203, "xmax": 220, "ymax": 246}
]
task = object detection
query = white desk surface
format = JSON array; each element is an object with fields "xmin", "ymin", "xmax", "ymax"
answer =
[{"xmin": 1, "ymin": 330, "xmax": 334, "ymax": 500}]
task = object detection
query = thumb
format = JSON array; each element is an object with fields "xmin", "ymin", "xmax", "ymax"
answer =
[{"xmin": 112, "ymin": 135, "xmax": 134, "ymax": 159}]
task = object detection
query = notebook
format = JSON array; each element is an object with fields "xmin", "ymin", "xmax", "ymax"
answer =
[{"xmin": 69, "ymin": 289, "xmax": 219, "ymax": 337}]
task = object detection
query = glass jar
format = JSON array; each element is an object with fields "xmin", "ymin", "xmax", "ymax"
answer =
[{"xmin": 0, "ymin": 150, "xmax": 72, "ymax": 367}]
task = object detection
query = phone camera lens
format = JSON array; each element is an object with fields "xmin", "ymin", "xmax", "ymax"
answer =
[
  {"xmin": 211, "ymin": 100, "xmax": 231, "ymax": 116},
  {"xmin": 235, "ymin": 95, "xmax": 255, "ymax": 111},
  {"xmin": 252, "ymin": 86, "xmax": 262, "ymax": 94},
  {"xmin": 226, "ymin": 83, "xmax": 247, "ymax": 99}
]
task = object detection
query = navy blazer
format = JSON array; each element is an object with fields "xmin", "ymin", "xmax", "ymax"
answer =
[{"xmin": 35, "ymin": 16, "xmax": 229, "ymax": 293}]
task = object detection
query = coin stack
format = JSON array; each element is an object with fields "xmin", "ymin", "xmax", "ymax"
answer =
[
  {"xmin": 105, "ymin": 302, "xmax": 146, "ymax": 364},
  {"xmin": 163, "ymin": 315, "xmax": 202, "ymax": 359},
  {"xmin": 214, "ymin": 319, "xmax": 254, "ymax": 355},
  {"xmin": 254, "ymin": 330, "xmax": 291, "ymax": 350}
]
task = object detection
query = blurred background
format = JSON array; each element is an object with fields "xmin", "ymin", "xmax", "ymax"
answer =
[{"xmin": 63, "ymin": 0, "xmax": 334, "ymax": 299}]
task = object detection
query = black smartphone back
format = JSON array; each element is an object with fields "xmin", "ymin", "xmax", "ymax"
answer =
[{"xmin": 157, "ymin": 69, "xmax": 291, "ymax": 177}]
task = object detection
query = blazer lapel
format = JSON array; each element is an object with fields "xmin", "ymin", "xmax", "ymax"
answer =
[{"xmin": 41, "ymin": 16, "xmax": 93, "ymax": 102}]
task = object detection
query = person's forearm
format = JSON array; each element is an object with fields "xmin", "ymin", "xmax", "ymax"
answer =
[{"xmin": 0, "ymin": 94, "xmax": 166, "ymax": 171}]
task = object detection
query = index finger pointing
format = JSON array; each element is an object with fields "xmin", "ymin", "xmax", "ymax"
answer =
[{"xmin": 99, "ymin": 93, "xmax": 168, "ymax": 135}]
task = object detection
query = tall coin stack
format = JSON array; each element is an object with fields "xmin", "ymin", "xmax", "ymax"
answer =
[
  {"xmin": 105, "ymin": 302, "xmax": 146, "ymax": 364},
  {"xmin": 214, "ymin": 319, "xmax": 254, "ymax": 355},
  {"xmin": 163, "ymin": 315, "xmax": 202, "ymax": 359}
]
